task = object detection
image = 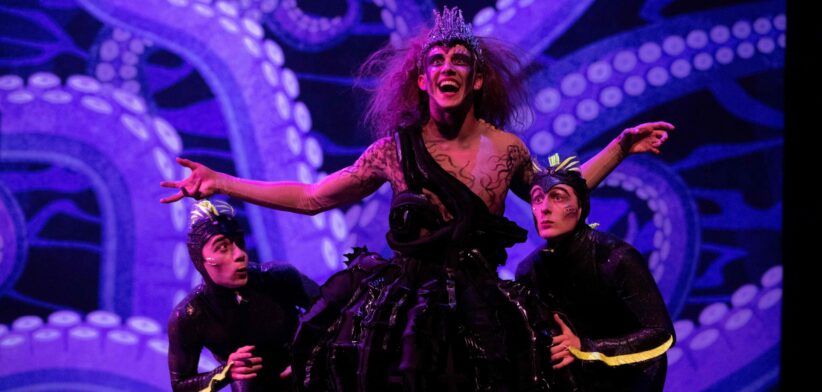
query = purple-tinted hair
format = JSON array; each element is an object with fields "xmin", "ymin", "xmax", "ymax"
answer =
[{"xmin": 358, "ymin": 29, "xmax": 531, "ymax": 138}]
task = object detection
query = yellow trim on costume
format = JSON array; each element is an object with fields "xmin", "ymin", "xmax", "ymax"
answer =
[
  {"xmin": 568, "ymin": 335, "xmax": 674, "ymax": 366},
  {"xmin": 531, "ymin": 158, "xmax": 543, "ymax": 173},
  {"xmin": 555, "ymin": 156, "xmax": 576, "ymax": 170},
  {"xmin": 548, "ymin": 154, "xmax": 582, "ymax": 172},
  {"xmin": 199, "ymin": 362, "xmax": 233, "ymax": 392},
  {"xmin": 191, "ymin": 200, "xmax": 218, "ymax": 226},
  {"xmin": 548, "ymin": 153, "xmax": 561, "ymax": 167}
]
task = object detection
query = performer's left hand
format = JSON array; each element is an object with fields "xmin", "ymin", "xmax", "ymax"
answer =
[
  {"xmin": 618, "ymin": 121, "xmax": 674, "ymax": 155},
  {"xmin": 551, "ymin": 313, "xmax": 581, "ymax": 369},
  {"xmin": 228, "ymin": 345, "xmax": 263, "ymax": 380}
]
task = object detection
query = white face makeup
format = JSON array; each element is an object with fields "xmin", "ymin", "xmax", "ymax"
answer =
[
  {"xmin": 201, "ymin": 234, "xmax": 249, "ymax": 289},
  {"xmin": 530, "ymin": 183, "xmax": 582, "ymax": 239},
  {"xmin": 418, "ymin": 44, "xmax": 483, "ymax": 113}
]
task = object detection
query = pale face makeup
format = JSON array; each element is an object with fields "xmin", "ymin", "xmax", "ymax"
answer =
[
  {"xmin": 530, "ymin": 184, "xmax": 582, "ymax": 239},
  {"xmin": 202, "ymin": 234, "xmax": 249, "ymax": 289},
  {"xmin": 417, "ymin": 44, "xmax": 483, "ymax": 113}
]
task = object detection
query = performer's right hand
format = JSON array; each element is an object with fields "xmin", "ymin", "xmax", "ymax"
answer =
[
  {"xmin": 227, "ymin": 345, "xmax": 263, "ymax": 380},
  {"xmin": 160, "ymin": 157, "xmax": 222, "ymax": 203},
  {"xmin": 550, "ymin": 314, "xmax": 580, "ymax": 369}
]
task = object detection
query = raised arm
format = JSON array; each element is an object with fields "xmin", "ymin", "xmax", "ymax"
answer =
[
  {"xmin": 160, "ymin": 138, "xmax": 394, "ymax": 215},
  {"xmin": 510, "ymin": 137, "xmax": 537, "ymax": 203},
  {"xmin": 511, "ymin": 122, "xmax": 674, "ymax": 203},
  {"xmin": 580, "ymin": 121, "xmax": 674, "ymax": 189}
]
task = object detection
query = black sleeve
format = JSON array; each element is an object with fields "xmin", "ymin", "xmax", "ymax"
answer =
[
  {"xmin": 576, "ymin": 245, "xmax": 675, "ymax": 364},
  {"xmin": 263, "ymin": 263, "xmax": 320, "ymax": 309},
  {"xmin": 168, "ymin": 304, "xmax": 229, "ymax": 392},
  {"xmin": 514, "ymin": 253, "xmax": 537, "ymax": 284},
  {"xmin": 294, "ymin": 269, "xmax": 320, "ymax": 308}
]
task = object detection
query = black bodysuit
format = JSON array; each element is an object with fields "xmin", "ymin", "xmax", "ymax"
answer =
[
  {"xmin": 168, "ymin": 263, "xmax": 318, "ymax": 392},
  {"xmin": 516, "ymin": 225, "xmax": 675, "ymax": 392}
]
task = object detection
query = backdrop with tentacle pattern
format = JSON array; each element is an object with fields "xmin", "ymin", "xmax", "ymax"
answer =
[{"xmin": 0, "ymin": 0, "xmax": 783, "ymax": 390}]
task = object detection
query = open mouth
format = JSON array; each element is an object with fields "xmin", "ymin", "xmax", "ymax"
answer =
[{"xmin": 438, "ymin": 80, "xmax": 460, "ymax": 93}]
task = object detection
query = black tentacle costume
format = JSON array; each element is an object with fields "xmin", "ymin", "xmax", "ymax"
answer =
[{"xmin": 292, "ymin": 127, "xmax": 570, "ymax": 391}]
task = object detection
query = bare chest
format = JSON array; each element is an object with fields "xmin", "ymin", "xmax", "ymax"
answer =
[{"xmin": 385, "ymin": 140, "xmax": 524, "ymax": 216}]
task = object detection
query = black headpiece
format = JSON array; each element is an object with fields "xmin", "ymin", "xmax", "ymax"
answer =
[
  {"xmin": 531, "ymin": 154, "xmax": 590, "ymax": 224},
  {"xmin": 186, "ymin": 200, "xmax": 244, "ymax": 282}
]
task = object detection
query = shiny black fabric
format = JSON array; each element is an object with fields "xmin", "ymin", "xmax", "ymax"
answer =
[
  {"xmin": 168, "ymin": 263, "xmax": 318, "ymax": 392},
  {"xmin": 292, "ymin": 127, "xmax": 566, "ymax": 391},
  {"xmin": 516, "ymin": 225, "xmax": 675, "ymax": 392}
]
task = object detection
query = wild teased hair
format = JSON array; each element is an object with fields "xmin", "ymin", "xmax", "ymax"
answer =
[{"xmin": 358, "ymin": 29, "xmax": 531, "ymax": 138}]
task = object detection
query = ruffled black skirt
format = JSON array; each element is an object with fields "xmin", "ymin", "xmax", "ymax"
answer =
[{"xmin": 292, "ymin": 247, "xmax": 573, "ymax": 391}]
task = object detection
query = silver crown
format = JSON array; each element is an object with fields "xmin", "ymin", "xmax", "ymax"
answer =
[{"xmin": 419, "ymin": 7, "xmax": 483, "ymax": 69}]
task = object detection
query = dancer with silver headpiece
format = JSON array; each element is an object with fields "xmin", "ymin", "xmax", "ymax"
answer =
[{"xmin": 161, "ymin": 6, "xmax": 673, "ymax": 391}]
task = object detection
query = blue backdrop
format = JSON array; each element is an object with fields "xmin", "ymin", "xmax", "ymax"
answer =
[{"xmin": 0, "ymin": 0, "xmax": 783, "ymax": 390}]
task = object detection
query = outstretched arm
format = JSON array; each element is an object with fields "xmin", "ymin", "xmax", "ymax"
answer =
[
  {"xmin": 510, "ymin": 122, "xmax": 673, "ymax": 202},
  {"xmin": 160, "ymin": 138, "xmax": 393, "ymax": 215},
  {"xmin": 580, "ymin": 121, "xmax": 674, "ymax": 189}
]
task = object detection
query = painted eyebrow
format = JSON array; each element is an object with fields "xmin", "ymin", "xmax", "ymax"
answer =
[
  {"xmin": 426, "ymin": 53, "xmax": 445, "ymax": 62},
  {"xmin": 210, "ymin": 235, "xmax": 229, "ymax": 248},
  {"xmin": 548, "ymin": 188, "xmax": 570, "ymax": 196}
]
